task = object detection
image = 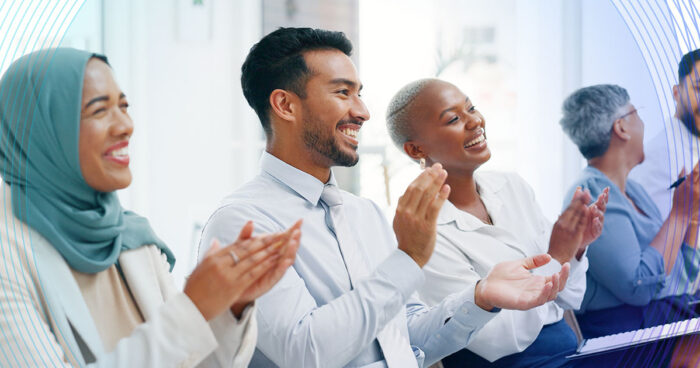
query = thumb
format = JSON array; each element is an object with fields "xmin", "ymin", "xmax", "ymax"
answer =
[
  {"xmin": 204, "ymin": 238, "xmax": 221, "ymax": 258},
  {"xmin": 237, "ymin": 221, "xmax": 255, "ymax": 241},
  {"xmin": 571, "ymin": 186, "xmax": 581, "ymax": 201},
  {"xmin": 522, "ymin": 253, "xmax": 552, "ymax": 270}
]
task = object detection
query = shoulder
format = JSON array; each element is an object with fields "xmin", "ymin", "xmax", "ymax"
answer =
[
  {"xmin": 205, "ymin": 176, "xmax": 292, "ymax": 231},
  {"xmin": 339, "ymin": 189, "xmax": 384, "ymax": 214},
  {"xmin": 476, "ymin": 170, "xmax": 534, "ymax": 197},
  {"xmin": 0, "ymin": 185, "xmax": 48, "ymax": 256},
  {"xmin": 568, "ymin": 168, "xmax": 611, "ymax": 196}
]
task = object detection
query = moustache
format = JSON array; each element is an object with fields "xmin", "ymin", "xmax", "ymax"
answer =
[{"xmin": 335, "ymin": 120, "xmax": 364, "ymax": 128}]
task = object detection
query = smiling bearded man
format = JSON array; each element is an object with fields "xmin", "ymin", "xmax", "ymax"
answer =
[{"xmin": 199, "ymin": 27, "xmax": 571, "ymax": 368}]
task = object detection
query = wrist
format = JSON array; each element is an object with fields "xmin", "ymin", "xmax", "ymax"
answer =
[
  {"xmin": 230, "ymin": 302, "xmax": 250, "ymax": 319},
  {"xmin": 547, "ymin": 250, "xmax": 569, "ymax": 264},
  {"xmin": 670, "ymin": 207, "xmax": 691, "ymax": 223},
  {"xmin": 474, "ymin": 279, "xmax": 496, "ymax": 311},
  {"xmin": 399, "ymin": 247, "xmax": 427, "ymax": 268}
]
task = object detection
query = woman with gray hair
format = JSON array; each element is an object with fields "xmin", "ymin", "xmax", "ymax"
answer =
[{"xmin": 561, "ymin": 84, "xmax": 700, "ymax": 365}]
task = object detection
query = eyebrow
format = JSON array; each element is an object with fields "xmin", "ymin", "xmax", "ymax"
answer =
[
  {"xmin": 329, "ymin": 78, "xmax": 363, "ymax": 92},
  {"xmin": 84, "ymin": 92, "xmax": 126, "ymax": 109},
  {"xmin": 439, "ymin": 97, "xmax": 470, "ymax": 119}
]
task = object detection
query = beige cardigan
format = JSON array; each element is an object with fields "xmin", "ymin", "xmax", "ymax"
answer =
[{"xmin": 0, "ymin": 183, "xmax": 257, "ymax": 367}]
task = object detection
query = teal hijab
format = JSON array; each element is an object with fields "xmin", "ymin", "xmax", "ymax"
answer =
[{"xmin": 0, "ymin": 48, "xmax": 174, "ymax": 274}]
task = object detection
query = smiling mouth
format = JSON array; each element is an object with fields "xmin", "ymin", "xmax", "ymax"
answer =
[
  {"xmin": 464, "ymin": 128, "xmax": 486, "ymax": 148},
  {"xmin": 108, "ymin": 146, "xmax": 129, "ymax": 157},
  {"xmin": 338, "ymin": 124, "xmax": 361, "ymax": 140},
  {"xmin": 103, "ymin": 143, "xmax": 130, "ymax": 166}
]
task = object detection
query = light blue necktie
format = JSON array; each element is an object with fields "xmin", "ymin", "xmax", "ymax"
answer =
[{"xmin": 321, "ymin": 184, "xmax": 418, "ymax": 368}]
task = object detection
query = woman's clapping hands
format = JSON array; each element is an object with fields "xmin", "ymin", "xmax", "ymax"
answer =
[{"xmin": 184, "ymin": 220, "xmax": 302, "ymax": 320}]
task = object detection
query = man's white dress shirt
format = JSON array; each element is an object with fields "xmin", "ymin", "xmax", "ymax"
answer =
[
  {"xmin": 199, "ymin": 152, "xmax": 499, "ymax": 368},
  {"xmin": 630, "ymin": 118, "xmax": 700, "ymax": 219}
]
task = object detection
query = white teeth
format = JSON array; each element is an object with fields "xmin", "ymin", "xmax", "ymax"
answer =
[
  {"xmin": 110, "ymin": 146, "xmax": 129, "ymax": 157},
  {"xmin": 340, "ymin": 127, "xmax": 359, "ymax": 139},
  {"xmin": 464, "ymin": 132, "xmax": 485, "ymax": 148}
]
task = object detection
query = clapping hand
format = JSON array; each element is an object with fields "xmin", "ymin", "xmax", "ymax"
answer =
[
  {"xmin": 580, "ymin": 187, "xmax": 609, "ymax": 252},
  {"xmin": 184, "ymin": 220, "xmax": 302, "ymax": 320},
  {"xmin": 548, "ymin": 188, "xmax": 590, "ymax": 264},
  {"xmin": 230, "ymin": 220, "xmax": 303, "ymax": 314},
  {"xmin": 674, "ymin": 163, "xmax": 700, "ymax": 247},
  {"xmin": 474, "ymin": 254, "xmax": 570, "ymax": 311},
  {"xmin": 393, "ymin": 163, "xmax": 451, "ymax": 268},
  {"xmin": 673, "ymin": 163, "xmax": 700, "ymax": 224}
]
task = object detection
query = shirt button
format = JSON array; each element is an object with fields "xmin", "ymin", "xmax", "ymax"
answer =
[{"xmin": 637, "ymin": 280, "xmax": 642, "ymax": 285}]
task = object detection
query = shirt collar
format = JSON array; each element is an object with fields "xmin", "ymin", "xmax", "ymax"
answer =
[
  {"xmin": 436, "ymin": 172, "xmax": 506, "ymax": 231},
  {"xmin": 260, "ymin": 151, "xmax": 337, "ymax": 206}
]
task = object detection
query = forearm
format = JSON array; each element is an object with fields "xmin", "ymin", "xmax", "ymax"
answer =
[
  {"xmin": 447, "ymin": 307, "xmax": 545, "ymax": 362},
  {"xmin": 257, "ymin": 250, "xmax": 423, "ymax": 367},
  {"xmin": 406, "ymin": 284, "xmax": 498, "ymax": 366},
  {"xmin": 651, "ymin": 211, "xmax": 688, "ymax": 274},
  {"xmin": 548, "ymin": 253, "xmax": 588, "ymax": 310},
  {"xmin": 94, "ymin": 293, "xmax": 220, "ymax": 367},
  {"xmin": 198, "ymin": 304, "xmax": 257, "ymax": 368},
  {"xmin": 684, "ymin": 221, "xmax": 699, "ymax": 247}
]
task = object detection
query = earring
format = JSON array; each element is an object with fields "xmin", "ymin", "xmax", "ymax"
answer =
[{"xmin": 419, "ymin": 158, "xmax": 426, "ymax": 170}]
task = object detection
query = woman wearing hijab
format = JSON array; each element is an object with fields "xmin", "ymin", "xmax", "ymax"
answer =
[
  {"xmin": 385, "ymin": 78, "xmax": 608, "ymax": 367},
  {"xmin": 0, "ymin": 48, "xmax": 301, "ymax": 367}
]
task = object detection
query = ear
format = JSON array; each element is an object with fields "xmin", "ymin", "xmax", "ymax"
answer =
[
  {"xmin": 672, "ymin": 84, "xmax": 680, "ymax": 103},
  {"xmin": 611, "ymin": 119, "xmax": 631, "ymax": 141},
  {"xmin": 269, "ymin": 89, "xmax": 298, "ymax": 123},
  {"xmin": 403, "ymin": 141, "xmax": 426, "ymax": 161}
]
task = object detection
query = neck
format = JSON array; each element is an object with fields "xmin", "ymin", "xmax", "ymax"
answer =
[
  {"xmin": 445, "ymin": 169, "xmax": 480, "ymax": 208},
  {"xmin": 589, "ymin": 151, "xmax": 633, "ymax": 193},
  {"xmin": 267, "ymin": 137, "xmax": 331, "ymax": 183}
]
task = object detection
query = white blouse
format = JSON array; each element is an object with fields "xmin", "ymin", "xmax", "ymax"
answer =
[{"xmin": 418, "ymin": 171, "xmax": 588, "ymax": 362}]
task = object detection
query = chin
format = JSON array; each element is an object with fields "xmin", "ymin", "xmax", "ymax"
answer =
[
  {"xmin": 473, "ymin": 148, "xmax": 492, "ymax": 165},
  {"xmin": 99, "ymin": 173, "xmax": 132, "ymax": 192},
  {"xmin": 334, "ymin": 154, "xmax": 359, "ymax": 167}
]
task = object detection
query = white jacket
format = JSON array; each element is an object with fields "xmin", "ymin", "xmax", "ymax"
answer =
[{"xmin": 0, "ymin": 183, "xmax": 257, "ymax": 367}]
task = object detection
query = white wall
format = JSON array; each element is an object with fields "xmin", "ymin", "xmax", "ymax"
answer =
[
  {"xmin": 103, "ymin": 0, "xmax": 264, "ymax": 285},
  {"xmin": 581, "ymin": 0, "xmax": 676, "ymax": 143}
]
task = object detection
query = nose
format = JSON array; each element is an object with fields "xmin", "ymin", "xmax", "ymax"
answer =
[
  {"xmin": 350, "ymin": 96, "xmax": 370, "ymax": 122},
  {"xmin": 110, "ymin": 108, "xmax": 134, "ymax": 138},
  {"xmin": 464, "ymin": 113, "xmax": 482, "ymax": 131}
]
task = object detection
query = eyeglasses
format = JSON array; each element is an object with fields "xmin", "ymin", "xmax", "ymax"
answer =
[{"xmin": 614, "ymin": 106, "xmax": 643, "ymax": 121}]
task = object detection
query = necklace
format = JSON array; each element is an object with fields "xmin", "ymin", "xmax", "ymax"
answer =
[{"xmin": 476, "ymin": 185, "xmax": 493, "ymax": 225}]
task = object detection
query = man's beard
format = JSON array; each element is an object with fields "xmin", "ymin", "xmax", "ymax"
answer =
[
  {"xmin": 301, "ymin": 116, "xmax": 359, "ymax": 167},
  {"xmin": 678, "ymin": 106, "xmax": 700, "ymax": 137},
  {"xmin": 677, "ymin": 88, "xmax": 700, "ymax": 136}
]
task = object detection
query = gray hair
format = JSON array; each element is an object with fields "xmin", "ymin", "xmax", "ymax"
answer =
[
  {"xmin": 386, "ymin": 78, "xmax": 437, "ymax": 150},
  {"xmin": 560, "ymin": 84, "xmax": 630, "ymax": 159}
]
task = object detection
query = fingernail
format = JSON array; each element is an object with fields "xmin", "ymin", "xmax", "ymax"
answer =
[{"xmin": 441, "ymin": 184, "xmax": 451, "ymax": 194}]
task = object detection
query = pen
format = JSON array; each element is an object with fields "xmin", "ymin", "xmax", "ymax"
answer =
[{"xmin": 669, "ymin": 175, "xmax": 687, "ymax": 189}]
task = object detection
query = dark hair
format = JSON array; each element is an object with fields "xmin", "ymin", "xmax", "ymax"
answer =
[
  {"xmin": 679, "ymin": 49, "xmax": 700, "ymax": 82},
  {"xmin": 240, "ymin": 27, "xmax": 353, "ymax": 136}
]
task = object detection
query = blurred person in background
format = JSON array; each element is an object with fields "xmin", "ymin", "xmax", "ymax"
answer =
[{"xmin": 560, "ymin": 83, "xmax": 700, "ymax": 367}]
